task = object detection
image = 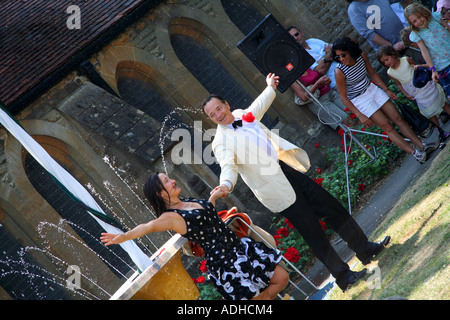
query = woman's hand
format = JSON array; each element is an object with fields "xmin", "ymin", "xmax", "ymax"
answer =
[
  {"xmin": 386, "ymin": 89, "xmax": 398, "ymax": 100},
  {"xmin": 405, "ymin": 93, "xmax": 415, "ymax": 100},
  {"xmin": 296, "ymin": 89, "xmax": 310, "ymax": 102},
  {"xmin": 210, "ymin": 184, "xmax": 229, "ymax": 195},
  {"xmin": 211, "ymin": 188, "xmax": 227, "ymax": 200},
  {"xmin": 358, "ymin": 114, "xmax": 374, "ymax": 127},
  {"xmin": 316, "ymin": 75, "xmax": 331, "ymax": 86},
  {"xmin": 209, "ymin": 186, "xmax": 228, "ymax": 205},
  {"xmin": 100, "ymin": 233, "xmax": 126, "ymax": 246}
]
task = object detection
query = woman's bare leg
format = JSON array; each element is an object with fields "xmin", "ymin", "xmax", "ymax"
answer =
[
  {"xmin": 443, "ymin": 102, "xmax": 450, "ymax": 116},
  {"xmin": 379, "ymin": 101, "xmax": 424, "ymax": 150},
  {"xmin": 370, "ymin": 108, "xmax": 416, "ymax": 154},
  {"xmin": 252, "ymin": 265, "xmax": 289, "ymax": 300}
]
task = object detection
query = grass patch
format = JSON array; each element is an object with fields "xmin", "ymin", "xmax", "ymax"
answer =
[{"xmin": 328, "ymin": 145, "xmax": 450, "ymax": 300}]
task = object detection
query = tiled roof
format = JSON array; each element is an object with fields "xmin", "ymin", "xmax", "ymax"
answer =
[{"xmin": 0, "ymin": 0, "xmax": 157, "ymax": 112}]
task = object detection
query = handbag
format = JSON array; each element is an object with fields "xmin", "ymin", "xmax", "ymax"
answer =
[
  {"xmin": 396, "ymin": 101, "xmax": 430, "ymax": 134},
  {"xmin": 294, "ymin": 85, "xmax": 321, "ymax": 105}
]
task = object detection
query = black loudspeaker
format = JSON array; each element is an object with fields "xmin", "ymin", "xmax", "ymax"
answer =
[{"xmin": 237, "ymin": 14, "xmax": 315, "ymax": 93}]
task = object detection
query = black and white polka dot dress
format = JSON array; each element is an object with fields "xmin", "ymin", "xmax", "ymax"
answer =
[{"xmin": 169, "ymin": 198, "xmax": 282, "ymax": 300}]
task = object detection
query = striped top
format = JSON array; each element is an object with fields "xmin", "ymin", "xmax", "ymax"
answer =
[{"xmin": 337, "ymin": 55, "xmax": 370, "ymax": 100}]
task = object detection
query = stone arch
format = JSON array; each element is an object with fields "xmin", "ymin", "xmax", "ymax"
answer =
[
  {"xmin": 153, "ymin": 3, "xmax": 281, "ymax": 126},
  {"xmin": 1, "ymin": 118, "xmax": 171, "ymax": 296},
  {"xmin": 153, "ymin": 3, "xmax": 265, "ymax": 105},
  {"xmin": 115, "ymin": 59, "xmax": 192, "ymax": 125},
  {"xmin": 23, "ymin": 138, "xmax": 135, "ymax": 278},
  {"xmin": 0, "ymin": 193, "xmax": 73, "ymax": 299}
]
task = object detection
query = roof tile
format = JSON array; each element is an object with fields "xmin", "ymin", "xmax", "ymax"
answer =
[{"xmin": 0, "ymin": 0, "xmax": 147, "ymax": 108}]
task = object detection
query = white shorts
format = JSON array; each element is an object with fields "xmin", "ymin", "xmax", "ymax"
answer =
[{"xmin": 351, "ymin": 83, "xmax": 390, "ymax": 118}]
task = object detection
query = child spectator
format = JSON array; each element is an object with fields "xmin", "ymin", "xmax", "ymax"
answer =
[
  {"xmin": 377, "ymin": 45, "xmax": 450, "ymax": 139},
  {"xmin": 404, "ymin": 3, "xmax": 450, "ymax": 99}
]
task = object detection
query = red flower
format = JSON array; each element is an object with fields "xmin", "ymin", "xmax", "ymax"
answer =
[
  {"xmin": 338, "ymin": 128, "xmax": 345, "ymax": 137},
  {"xmin": 316, "ymin": 168, "xmax": 322, "ymax": 174},
  {"xmin": 242, "ymin": 112, "xmax": 255, "ymax": 122},
  {"xmin": 347, "ymin": 160, "xmax": 353, "ymax": 166},
  {"xmin": 276, "ymin": 227, "xmax": 289, "ymax": 237},
  {"xmin": 273, "ymin": 234, "xmax": 283, "ymax": 246},
  {"xmin": 320, "ymin": 220, "xmax": 327, "ymax": 231},
  {"xmin": 314, "ymin": 143, "xmax": 321, "ymax": 149},
  {"xmin": 284, "ymin": 247, "xmax": 301, "ymax": 263},
  {"xmin": 196, "ymin": 276, "xmax": 205, "ymax": 284},
  {"xmin": 344, "ymin": 108, "xmax": 350, "ymax": 112},
  {"xmin": 284, "ymin": 219, "xmax": 294, "ymax": 229},
  {"xmin": 199, "ymin": 260, "xmax": 208, "ymax": 273},
  {"xmin": 313, "ymin": 178, "xmax": 324, "ymax": 185},
  {"xmin": 349, "ymin": 113, "xmax": 357, "ymax": 119},
  {"xmin": 358, "ymin": 184, "xmax": 365, "ymax": 192}
]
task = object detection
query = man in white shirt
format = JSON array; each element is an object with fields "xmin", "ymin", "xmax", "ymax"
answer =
[{"xmin": 202, "ymin": 73, "xmax": 391, "ymax": 291}]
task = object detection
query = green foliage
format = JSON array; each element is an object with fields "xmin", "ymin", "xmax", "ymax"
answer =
[
  {"xmin": 197, "ymin": 278, "xmax": 223, "ymax": 300},
  {"xmin": 314, "ymin": 121, "xmax": 404, "ymax": 210}
]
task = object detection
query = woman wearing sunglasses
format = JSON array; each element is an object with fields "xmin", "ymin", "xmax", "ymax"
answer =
[{"xmin": 332, "ymin": 37, "xmax": 428, "ymax": 163}]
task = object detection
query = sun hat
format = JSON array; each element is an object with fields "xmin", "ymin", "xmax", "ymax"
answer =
[
  {"xmin": 436, "ymin": 0, "xmax": 450, "ymax": 12},
  {"xmin": 413, "ymin": 67, "xmax": 432, "ymax": 88}
]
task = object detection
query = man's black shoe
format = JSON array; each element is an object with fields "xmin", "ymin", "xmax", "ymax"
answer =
[
  {"xmin": 362, "ymin": 236, "xmax": 391, "ymax": 265},
  {"xmin": 336, "ymin": 269, "xmax": 368, "ymax": 292}
]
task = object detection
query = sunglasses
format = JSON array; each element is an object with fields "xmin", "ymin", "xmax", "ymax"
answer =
[{"xmin": 335, "ymin": 53, "xmax": 347, "ymax": 59}]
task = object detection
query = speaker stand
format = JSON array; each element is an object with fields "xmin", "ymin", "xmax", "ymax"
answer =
[{"xmin": 295, "ymin": 80, "xmax": 394, "ymax": 215}]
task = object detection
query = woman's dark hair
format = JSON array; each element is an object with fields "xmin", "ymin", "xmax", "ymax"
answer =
[
  {"xmin": 332, "ymin": 37, "xmax": 362, "ymax": 63},
  {"xmin": 143, "ymin": 172, "xmax": 169, "ymax": 217}
]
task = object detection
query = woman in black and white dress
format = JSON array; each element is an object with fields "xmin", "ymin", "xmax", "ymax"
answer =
[
  {"xmin": 101, "ymin": 172, "xmax": 288, "ymax": 300},
  {"xmin": 333, "ymin": 37, "xmax": 428, "ymax": 163}
]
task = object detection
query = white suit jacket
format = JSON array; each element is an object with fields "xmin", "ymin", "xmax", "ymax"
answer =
[{"xmin": 212, "ymin": 86, "xmax": 311, "ymax": 212}]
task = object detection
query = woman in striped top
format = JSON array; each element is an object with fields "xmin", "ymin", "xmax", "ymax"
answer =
[{"xmin": 333, "ymin": 37, "xmax": 427, "ymax": 163}]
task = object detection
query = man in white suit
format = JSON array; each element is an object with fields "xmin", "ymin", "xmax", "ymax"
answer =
[{"xmin": 202, "ymin": 73, "xmax": 390, "ymax": 291}]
